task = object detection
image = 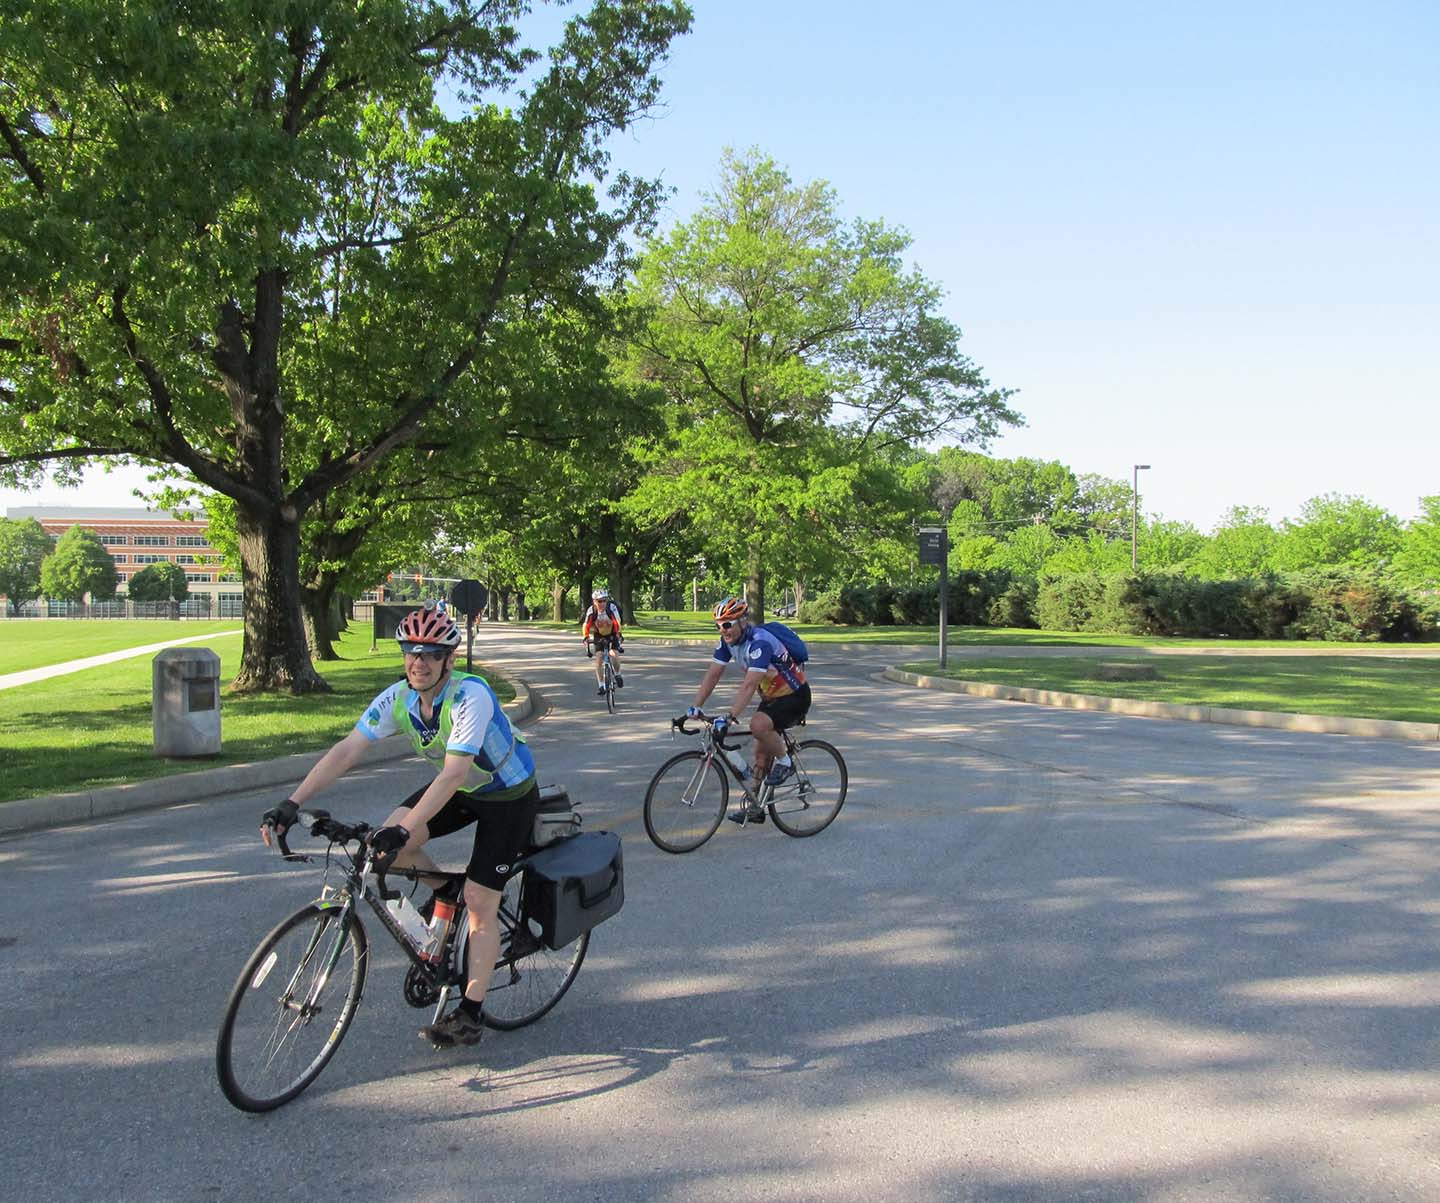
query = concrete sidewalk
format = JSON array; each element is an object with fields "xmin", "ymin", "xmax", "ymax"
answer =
[
  {"xmin": 0, "ymin": 628, "xmax": 244, "ymax": 691},
  {"xmin": 0, "ymin": 680, "xmax": 536, "ymax": 837}
]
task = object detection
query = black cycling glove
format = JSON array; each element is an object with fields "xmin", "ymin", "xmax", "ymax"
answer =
[
  {"xmin": 368, "ymin": 825, "xmax": 411, "ymax": 857},
  {"xmin": 262, "ymin": 799, "xmax": 299, "ymax": 834}
]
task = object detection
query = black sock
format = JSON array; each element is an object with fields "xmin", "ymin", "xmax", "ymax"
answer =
[{"xmin": 458, "ymin": 997, "xmax": 483, "ymax": 1019}]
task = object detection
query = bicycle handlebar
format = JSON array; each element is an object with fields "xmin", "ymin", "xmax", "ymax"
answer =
[
  {"xmin": 671, "ymin": 712, "xmax": 751, "ymax": 749},
  {"xmin": 272, "ymin": 809, "xmax": 411, "ymax": 899}
]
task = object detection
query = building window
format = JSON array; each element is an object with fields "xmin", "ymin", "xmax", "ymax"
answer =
[
  {"xmin": 98, "ymin": 535, "xmax": 127, "ymax": 546},
  {"xmin": 184, "ymin": 573, "xmax": 213, "ymax": 583},
  {"xmin": 112, "ymin": 555, "xmax": 126, "ymax": 564},
  {"xmin": 175, "ymin": 535, "xmax": 209, "ymax": 547},
  {"xmin": 134, "ymin": 554, "xmax": 169, "ymax": 564},
  {"xmin": 175, "ymin": 555, "xmax": 196, "ymax": 564},
  {"xmin": 132, "ymin": 535, "xmax": 170, "ymax": 547}
]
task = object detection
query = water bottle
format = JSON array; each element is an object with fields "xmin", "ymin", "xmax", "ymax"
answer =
[
  {"xmin": 387, "ymin": 895, "xmax": 434, "ymax": 954},
  {"xmin": 424, "ymin": 896, "xmax": 459, "ymax": 964},
  {"xmin": 722, "ymin": 745, "xmax": 748, "ymax": 778}
]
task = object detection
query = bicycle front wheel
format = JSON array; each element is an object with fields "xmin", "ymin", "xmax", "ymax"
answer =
[
  {"xmin": 604, "ymin": 656, "xmax": 616, "ymax": 713},
  {"xmin": 768, "ymin": 739, "xmax": 848, "ymax": 837},
  {"xmin": 476, "ymin": 870, "xmax": 589, "ymax": 1030},
  {"xmin": 216, "ymin": 904, "xmax": 367, "ymax": 1112},
  {"xmin": 643, "ymin": 749, "xmax": 729, "ymax": 853}
]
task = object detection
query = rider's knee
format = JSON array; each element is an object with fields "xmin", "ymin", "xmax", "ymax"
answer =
[{"xmin": 463, "ymin": 878, "xmax": 502, "ymax": 919}]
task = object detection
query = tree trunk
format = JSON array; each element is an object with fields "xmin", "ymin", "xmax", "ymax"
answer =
[
  {"xmin": 551, "ymin": 579, "xmax": 566, "ymax": 622},
  {"xmin": 301, "ymin": 576, "xmax": 345, "ymax": 661},
  {"xmin": 746, "ymin": 560, "xmax": 765, "ymax": 622},
  {"xmin": 609, "ymin": 556, "xmax": 636, "ymax": 625},
  {"xmin": 232, "ymin": 501, "xmax": 329, "ymax": 693}
]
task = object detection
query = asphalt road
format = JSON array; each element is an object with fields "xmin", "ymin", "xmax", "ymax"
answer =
[{"xmin": 4, "ymin": 629, "xmax": 1440, "ymax": 1202}]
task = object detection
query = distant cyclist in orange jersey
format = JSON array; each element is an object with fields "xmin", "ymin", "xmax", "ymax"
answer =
[{"xmin": 581, "ymin": 588, "xmax": 625, "ymax": 695}]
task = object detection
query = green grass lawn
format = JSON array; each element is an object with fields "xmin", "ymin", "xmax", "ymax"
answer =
[
  {"xmin": 897, "ymin": 656, "xmax": 1440, "ymax": 724},
  {"xmin": 589, "ymin": 612, "xmax": 1421, "ymax": 651},
  {"xmin": 0, "ymin": 620, "xmax": 243, "ymax": 675},
  {"xmin": 0, "ymin": 627, "xmax": 515, "ymax": 805}
]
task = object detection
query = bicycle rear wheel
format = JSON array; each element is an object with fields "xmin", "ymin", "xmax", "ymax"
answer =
[
  {"xmin": 643, "ymin": 749, "xmax": 729, "ymax": 853},
  {"xmin": 216, "ymin": 903, "xmax": 367, "ymax": 1112},
  {"xmin": 469, "ymin": 869, "xmax": 589, "ymax": 1030},
  {"xmin": 768, "ymin": 738, "xmax": 848, "ymax": 837},
  {"xmin": 604, "ymin": 655, "xmax": 616, "ymax": 713}
]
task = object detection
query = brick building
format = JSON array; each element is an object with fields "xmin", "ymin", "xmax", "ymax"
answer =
[{"xmin": 3, "ymin": 505, "xmax": 241, "ymax": 616}]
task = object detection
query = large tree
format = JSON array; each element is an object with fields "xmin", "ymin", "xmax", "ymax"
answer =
[
  {"xmin": 1190, "ymin": 505, "xmax": 1279, "ymax": 580},
  {"xmin": 1272, "ymin": 494, "xmax": 1404, "ymax": 572},
  {"xmin": 126, "ymin": 561, "xmax": 190, "ymax": 603},
  {"xmin": 0, "ymin": 515, "xmax": 51, "ymax": 612},
  {"xmin": 627, "ymin": 148, "xmax": 1018, "ymax": 614},
  {"xmin": 1393, "ymin": 496, "xmax": 1440, "ymax": 590},
  {"xmin": 0, "ymin": 0, "xmax": 690, "ymax": 690},
  {"xmin": 39, "ymin": 525, "xmax": 117, "ymax": 601}
]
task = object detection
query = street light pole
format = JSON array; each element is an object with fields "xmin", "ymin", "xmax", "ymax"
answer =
[{"xmin": 1132, "ymin": 463, "xmax": 1151, "ymax": 571}]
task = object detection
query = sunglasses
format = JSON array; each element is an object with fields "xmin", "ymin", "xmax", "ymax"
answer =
[
  {"xmin": 716, "ymin": 620, "xmax": 740, "ymax": 631},
  {"xmin": 403, "ymin": 648, "xmax": 450, "ymax": 663}
]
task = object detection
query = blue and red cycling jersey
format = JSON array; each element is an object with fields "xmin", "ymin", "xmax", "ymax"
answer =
[{"xmin": 712, "ymin": 626, "xmax": 806, "ymax": 699}]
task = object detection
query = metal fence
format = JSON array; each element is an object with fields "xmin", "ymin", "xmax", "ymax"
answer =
[{"xmin": 2, "ymin": 595, "xmax": 243, "ymax": 620}]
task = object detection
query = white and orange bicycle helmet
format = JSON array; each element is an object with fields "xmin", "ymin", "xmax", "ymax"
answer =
[
  {"xmin": 712, "ymin": 596, "xmax": 749, "ymax": 624},
  {"xmin": 395, "ymin": 603, "xmax": 461, "ymax": 653}
]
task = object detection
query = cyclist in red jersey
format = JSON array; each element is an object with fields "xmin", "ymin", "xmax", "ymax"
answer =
[{"xmin": 581, "ymin": 588, "xmax": 625, "ymax": 695}]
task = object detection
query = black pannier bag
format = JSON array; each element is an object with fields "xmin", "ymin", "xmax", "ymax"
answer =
[{"xmin": 522, "ymin": 831, "xmax": 624, "ymax": 950}]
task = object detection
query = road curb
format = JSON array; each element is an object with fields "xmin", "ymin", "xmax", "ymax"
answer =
[
  {"xmin": 882, "ymin": 667, "xmax": 1440, "ymax": 743},
  {"xmin": 0, "ymin": 680, "xmax": 535, "ymax": 838}
]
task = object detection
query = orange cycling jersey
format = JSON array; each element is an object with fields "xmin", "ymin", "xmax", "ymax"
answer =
[{"xmin": 583, "ymin": 604, "xmax": 622, "ymax": 641}]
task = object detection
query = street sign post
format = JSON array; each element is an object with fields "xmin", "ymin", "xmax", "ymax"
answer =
[
  {"xmin": 918, "ymin": 527, "xmax": 949, "ymax": 667},
  {"xmin": 449, "ymin": 579, "xmax": 489, "ymax": 671}
]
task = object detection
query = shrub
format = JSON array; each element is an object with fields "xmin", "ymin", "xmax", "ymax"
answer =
[
  {"xmin": 798, "ymin": 589, "xmax": 846, "ymax": 625},
  {"xmin": 986, "ymin": 577, "xmax": 1038, "ymax": 628},
  {"xmin": 1286, "ymin": 570, "xmax": 1436, "ymax": 641}
]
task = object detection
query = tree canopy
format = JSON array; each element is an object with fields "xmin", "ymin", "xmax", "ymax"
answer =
[
  {"xmin": 127, "ymin": 560, "xmax": 190, "ymax": 603},
  {"xmin": 624, "ymin": 148, "xmax": 1019, "ymax": 610},
  {"xmin": 0, "ymin": 515, "xmax": 51, "ymax": 612},
  {"xmin": 39, "ymin": 525, "xmax": 116, "ymax": 601},
  {"xmin": 1, "ymin": 0, "xmax": 691, "ymax": 689}
]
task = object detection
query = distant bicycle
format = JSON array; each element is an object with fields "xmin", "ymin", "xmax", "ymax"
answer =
[
  {"xmin": 643, "ymin": 713, "xmax": 847, "ymax": 853},
  {"xmin": 216, "ymin": 809, "xmax": 592, "ymax": 1112},
  {"xmin": 586, "ymin": 636, "xmax": 623, "ymax": 713}
]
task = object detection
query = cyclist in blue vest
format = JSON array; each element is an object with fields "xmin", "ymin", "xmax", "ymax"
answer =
[
  {"xmin": 261, "ymin": 602, "xmax": 539, "ymax": 1049},
  {"xmin": 683, "ymin": 595, "xmax": 811, "ymax": 825}
]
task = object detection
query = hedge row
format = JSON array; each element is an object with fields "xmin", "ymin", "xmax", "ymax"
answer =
[{"xmin": 798, "ymin": 570, "xmax": 1439, "ymax": 642}]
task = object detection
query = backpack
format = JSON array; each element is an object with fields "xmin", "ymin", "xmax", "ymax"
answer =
[{"xmin": 760, "ymin": 621, "xmax": 809, "ymax": 664}]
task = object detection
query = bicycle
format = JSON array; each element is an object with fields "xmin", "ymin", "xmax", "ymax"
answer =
[
  {"xmin": 216, "ymin": 809, "xmax": 588, "ymax": 1112},
  {"xmin": 586, "ymin": 637, "xmax": 622, "ymax": 713},
  {"xmin": 642, "ymin": 713, "xmax": 848, "ymax": 853}
]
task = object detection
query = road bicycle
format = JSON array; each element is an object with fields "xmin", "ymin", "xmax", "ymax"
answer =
[
  {"xmin": 216, "ymin": 810, "xmax": 588, "ymax": 1112},
  {"xmin": 642, "ymin": 714, "xmax": 847, "ymax": 853},
  {"xmin": 587, "ymin": 638, "xmax": 622, "ymax": 713}
]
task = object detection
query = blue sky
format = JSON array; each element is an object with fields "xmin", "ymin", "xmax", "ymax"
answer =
[{"xmin": 4, "ymin": 0, "xmax": 1435, "ymax": 531}]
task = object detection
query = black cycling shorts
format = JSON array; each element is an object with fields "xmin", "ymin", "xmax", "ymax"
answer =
[
  {"xmin": 757, "ymin": 682, "xmax": 811, "ymax": 733},
  {"xmin": 399, "ymin": 780, "xmax": 541, "ymax": 891}
]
